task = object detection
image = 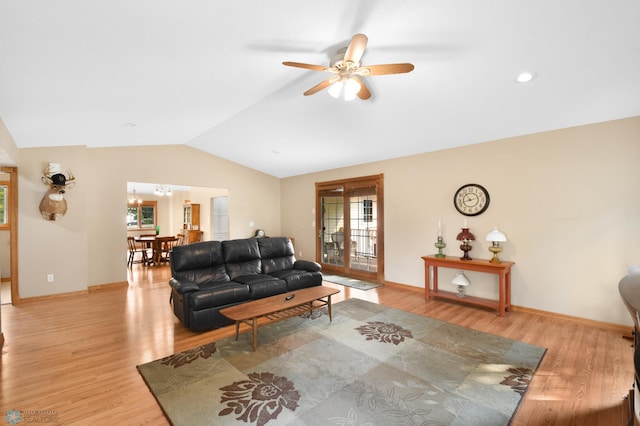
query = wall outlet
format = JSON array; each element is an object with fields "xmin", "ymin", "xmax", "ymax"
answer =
[
  {"xmin": 298, "ymin": 250, "xmax": 303, "ymax": 257},
  {"xmin": 47, "ymin": 274, "xmax": 54, "ymax": 283}
]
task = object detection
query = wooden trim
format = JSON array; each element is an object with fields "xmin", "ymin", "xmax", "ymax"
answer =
[
  {"xmin": 18, "ymin": 281, "xmax": 129, "ymax": 303},
  {"xmin": 384, "ymin": 279, "xmax": 631, "ymax": 333},
  {"xmin": 511, "ymin": 304, "xmax": 632, "ymax": 333},
  {"xmin": 1, "ymin": 166, "xmax": 18, "ymax": 304},
  {"xmin": 383, "ymin": 279, "xmax": 423, "ymax": 293},
  {"xmin": 20, "ymin": 289, "xmax": 89, "ymax": 303},
  {"xmin": 1, "ymin": 277, "xmax": 10, "ymax": 283},
  {"xmin": 88, "ymin": 281, "xmax": 129, "ymax": 292},
  {"xmin": 315, "ymin": 174, "xmax": 384, "ymax": 191}
]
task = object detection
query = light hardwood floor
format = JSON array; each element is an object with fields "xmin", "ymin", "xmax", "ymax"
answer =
[{"xmin": 0, "ymin": 265, "xmax": 634, "ymax": 425}]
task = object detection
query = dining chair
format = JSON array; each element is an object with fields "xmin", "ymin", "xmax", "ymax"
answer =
[
  {"xmin": 127, "ymin": 236, "xmax": 148, "ymax": 267},
  {"xmin": 159, "ymin": 237, "xmax": 179, "ymax": 264}
]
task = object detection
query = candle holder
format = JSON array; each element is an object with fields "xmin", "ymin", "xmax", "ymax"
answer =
[
  {"xmin": 456, "ymin": 228, "xmax": 475, "ymax": 260},
  {"xmin": 434, "ymin": 236, "xmax": 446, "ymax": 258}
]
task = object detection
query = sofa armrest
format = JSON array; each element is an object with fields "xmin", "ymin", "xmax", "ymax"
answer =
[
  {"xmin": 169, "ymin": 277, "xmax": 200, "ymax": 294},
  {"xmin": 293, "ymin": 260, "xmax": 322, "ymax": 272}
]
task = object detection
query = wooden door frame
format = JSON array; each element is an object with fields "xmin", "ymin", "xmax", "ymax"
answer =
[
  {"xmin": 1, "ymin": 166, "xmax": 19, "ymax": 305},
  {"xmin": 315, "ymin": 174, "xmax": 384, "ymax": 282}
]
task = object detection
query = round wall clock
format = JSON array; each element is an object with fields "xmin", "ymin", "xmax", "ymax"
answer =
[{"xmin": 454, "ymin": 184, "xmax": 490, "ymax": 216}]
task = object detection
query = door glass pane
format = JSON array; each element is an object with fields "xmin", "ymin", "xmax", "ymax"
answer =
[
  {"xmin": 321, "ymin": 193, "xmax": 344, "ymax": 266},
  {"xmin": 348, "ymin": 187, "xmax": 377, "ymax": 272}
]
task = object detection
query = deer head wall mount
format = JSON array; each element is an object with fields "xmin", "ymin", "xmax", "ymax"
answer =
[{"xmin": 39, "ymin": 166, "xmax": 76, "ymax": 221}]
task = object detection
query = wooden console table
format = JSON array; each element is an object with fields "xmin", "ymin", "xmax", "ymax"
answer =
[{"xmin": 421, "ymin": 255, "xmax": 515, "ymax": 316}]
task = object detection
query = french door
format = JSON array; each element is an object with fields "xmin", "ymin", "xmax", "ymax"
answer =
[{"xmin": 315, "ymin": 174, "xmax": 384, "ymax": 282}]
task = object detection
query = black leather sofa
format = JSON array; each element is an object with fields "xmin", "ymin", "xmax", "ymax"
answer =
[{"xmin": 169, "ymin": 237, "xmax": 323, "ymax": 331}]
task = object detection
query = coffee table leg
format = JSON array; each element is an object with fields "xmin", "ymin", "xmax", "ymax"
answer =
[
  {"xmin": 235, "ymin": 321, "xmax": 240, "ymax": 341},
  {"xmin": 328, "ymin": 295, "xmax": 333, "ymax": 322},
  {"xmin": 252, "ymin": 317, "xmax": 257, "ymax": 351}
]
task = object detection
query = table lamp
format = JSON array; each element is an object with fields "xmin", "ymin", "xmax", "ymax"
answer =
[
  {"xmin": 485, "ymin": 226, "xmax": 507, "ymax": 263},
  {"xmin": 456, "ymin": 227, "xmax": 475, "ymax": 260},
  {"xmin": 452, "ymin": 271, "xmax": 470, "ymax": 297}
]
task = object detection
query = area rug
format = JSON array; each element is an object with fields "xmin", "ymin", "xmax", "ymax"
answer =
[
  {"xmin": 322, "ymin": 274, "xmax": 383, "ymax": 290},
  {"xmin": 137, "ymin": 298, "xmax": 546, "ymax": 426}
]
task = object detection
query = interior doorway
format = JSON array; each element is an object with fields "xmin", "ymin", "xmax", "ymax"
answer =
[{"xmin": 316, "ymin": 174, "xmax": 384, "ymax": 282}]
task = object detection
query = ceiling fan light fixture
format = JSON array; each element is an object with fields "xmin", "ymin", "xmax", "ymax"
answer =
[
  {"xmin": 283, "ymin": 33, "xmax": 413, "ymax": 100},
  {"xmin": 328, "ymin": 77, "xmax": 361, "ymax": 101},
  {"xmin": 343, "ymin": 78, "xmax": 361, "ymax": 101},
  {"xmin": 328, "ymin": 80, "xmax": 344, "ymax": 98}
]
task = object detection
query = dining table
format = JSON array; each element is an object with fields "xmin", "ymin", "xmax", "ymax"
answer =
[{"xmin": 134, "ymin": 235, "xmax": 178, "ymax": 266}]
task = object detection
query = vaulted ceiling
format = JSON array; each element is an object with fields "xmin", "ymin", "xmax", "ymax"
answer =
[{"xmin": 1, "ymin": 1, "xmax": 639, "ymax": 178}]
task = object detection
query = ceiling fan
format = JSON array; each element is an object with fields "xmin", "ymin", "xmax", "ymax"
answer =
[{"xmin": 283, "ymin": 33, "xmax": 414, "ymax": 100}]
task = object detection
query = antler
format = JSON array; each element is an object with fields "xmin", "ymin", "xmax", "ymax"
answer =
[{"xmin": 41, "ymin": 167, "xmax": 75, "ymax": 186}]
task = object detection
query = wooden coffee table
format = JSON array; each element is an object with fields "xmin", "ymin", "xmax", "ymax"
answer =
[{"xmin": 220, "ymin": 286, "xmax": 340, "ymax": 351}]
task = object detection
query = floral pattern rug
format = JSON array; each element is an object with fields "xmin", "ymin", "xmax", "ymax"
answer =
[{"xmin": 137, "ymin": 298, "xmax": 546, "ymax": 425}]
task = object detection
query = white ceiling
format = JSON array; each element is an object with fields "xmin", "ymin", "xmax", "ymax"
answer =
[{"xmin": 1, "ymin": 1, "xmax": 639, "ymax": 178}]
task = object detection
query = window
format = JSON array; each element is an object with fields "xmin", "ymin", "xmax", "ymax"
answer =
[
  {"xmin": 127, "ymin": 200, "xmax": 157, "ymax": 230},
  {"xmin": 363, "ymin": 199, "xmax": 373, "ymax": 223},
  {"xmin": 0, "ymin": 182, "xmax": 8, "ymax": 229}
]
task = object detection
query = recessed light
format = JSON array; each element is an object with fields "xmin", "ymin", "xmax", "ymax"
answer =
[
  {"xmin": 516, "ymin": 71, "xmax": 536, "ymax": 83},
  {"xmin": 123, "ymin": 122, "xmax": 137, "ymax": 127}
]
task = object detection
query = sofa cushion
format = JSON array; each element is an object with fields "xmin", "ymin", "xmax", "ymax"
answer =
[
  {"xmin": 222, "ymin": 238, "xmax": 262, "ymax": 279},
  {"xmin": 268, "ymin": 269, "xmax": 323, "ymax": 291},
  {"xmin": 188, "ymin": 281, "xmax": 250, "ymax": 310},
  {"xmin": 258, "ymin": 237, "xmax": 295, "ymax": 273},
  {"xmin": 171, "ymin": 241, "xmax": 230, "ymax": 285},
  {"xmin": 231, "ymin": 274, "xmax": 287, "ymax": 299}
]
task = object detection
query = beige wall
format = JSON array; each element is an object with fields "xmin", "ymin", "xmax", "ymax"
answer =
[
  {"xmin": 18, "ymin": 145, "xmax": 281, "ymax": 298},
  {"xmin": 282, "ymin": 116, "xmax": 640, "ymax": 326},
  {"xmin": 19, "ymin": 146, "xmax": 89, "ymax": 296},
  {"xmin": 8, "ymin": 117, "xmax": 640, "ymax": 326}
]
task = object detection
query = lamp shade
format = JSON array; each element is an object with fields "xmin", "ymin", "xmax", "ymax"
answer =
[
  {"xmin": 456, "ymin": 228, "xmax": 475, "ymax": 241},
  {"xmin": 328, "ymin": 80, "xmax": 343, "ymax": 98},
  {"xmin": 328, "ymin": 77, "xmax": 361, "ymax": 101},
  {"xmin": 451, "ymin": 271, "xmax": 470, "ymax": 286},
  {"xmin": 485, "ymin": 226, "xmax": 507, "ymax": 242}
]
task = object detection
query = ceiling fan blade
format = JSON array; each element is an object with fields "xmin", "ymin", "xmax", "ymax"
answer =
[
  {"xmin": 359, "ymin": 63, "xmax": 415, "ymax": 76},
  {"xmin": 343, "ymin": 33, "xmax": 368, "ymax": 64},
  {"xmin": 353, "ymin": 76, "xmax": 371, "ymax": 100},
  {"xmin": 282, "ymin": 61, "xmax": 328, "ymax": 72},
  {"xmin": 303, "ymin": 78, "xmax": 335, "ymax": 96}
]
